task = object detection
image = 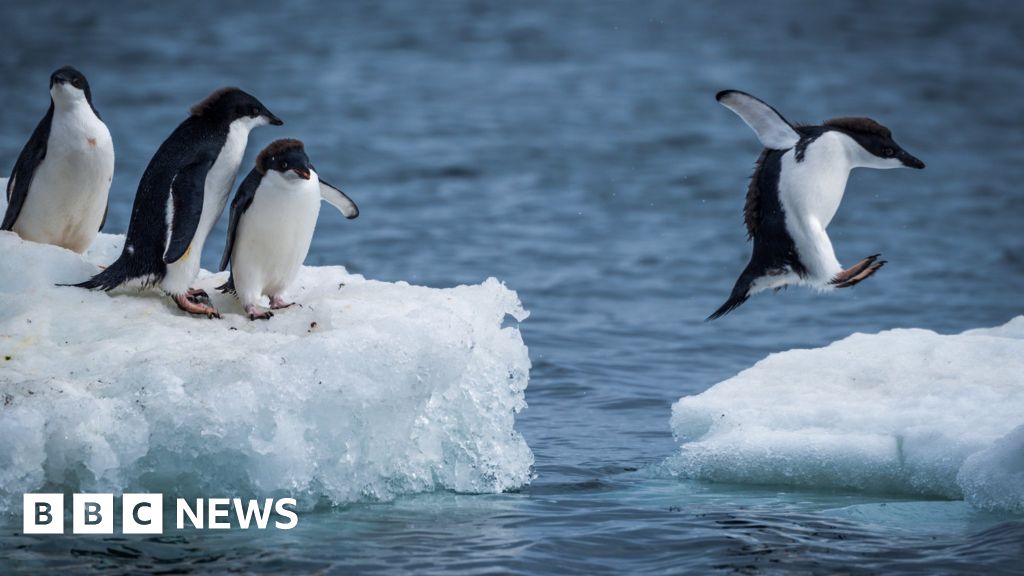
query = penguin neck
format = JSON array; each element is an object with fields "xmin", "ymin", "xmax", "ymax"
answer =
[
  {"xmin": 51, "ymin": 95, "xmax": 94, "ymax": 119},
  {"xmin": 832, "ymin": 131, "xmax": 883, "ymax": 171}
]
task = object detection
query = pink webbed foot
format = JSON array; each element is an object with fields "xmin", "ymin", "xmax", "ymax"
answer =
[
  {"xmin": 187, "ymin": 288, "xmax": 209, "ymax": 300},
  {"xmin": 269, "ymin": 296, "xmax": 295, "ymax": 310},
  {"xmin": 245, "ymin": 304, "xmax": 274, "ymax": 321},
  {"xmin": 172, "ymin": 293, "xmax": 221, "ymax": 319},
  {"xmin": 830, "ymin": 254, "xmax": 887, "ymax": 289}
]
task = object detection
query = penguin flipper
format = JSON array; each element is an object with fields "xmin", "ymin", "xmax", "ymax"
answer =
[
  {"xmin": 219, "ymin": 168, "xmax": 261, "ymax": 272},
  {"xmin": 164, "ymin": 157, "xmax": 214, "ymax": 264},
  {"xmin": 2, "ymin": 106, "xmax": 53, "ymax": 231},
  {"xmin": 716, "ymin": 90, "xmax": 800, "ymax": 150},
  {"xmin": 319, "ymin": 178, "xmax": 359, "ymax": 219}
]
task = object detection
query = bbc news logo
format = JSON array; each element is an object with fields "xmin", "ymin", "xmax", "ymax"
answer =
[{"xmin": 24, "ymin": 494, "xmax": 298, "ymax": 534}]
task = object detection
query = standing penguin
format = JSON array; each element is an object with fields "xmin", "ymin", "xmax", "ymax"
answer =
[
  {"xmin": 218, "ymin": 139, "xmax": 358, "ymax": 320},
  {"xmin": 73, "ymin": 87, "xmax": 282, "ymax": 317},
  {"xmin": 2, "ymin": 66, "xmax": 114, "ymax": 253},
  {"xmin": 707, "ymin": 90, "xmax": 926, "ymax": 320}
]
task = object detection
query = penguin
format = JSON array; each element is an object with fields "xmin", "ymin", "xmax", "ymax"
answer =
[
  {"xmin": 217, "ymin": 139, "xmax": 358, "ymax": 320},
  {"xmin": 707, "ymin": 90, "xmax": 925, "ymax": 321},
  {"xmin": 2, "ymin": 66, "xmax": 114, "ymax": 253},
  {"xmin": 72, "ymin": 87, "xmax": 282, "ymax": 318}
]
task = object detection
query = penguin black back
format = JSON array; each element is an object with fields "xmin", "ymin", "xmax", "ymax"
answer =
[{"xmin": 707, "ymin": 149, "xmax": 807, "ymax": 321}]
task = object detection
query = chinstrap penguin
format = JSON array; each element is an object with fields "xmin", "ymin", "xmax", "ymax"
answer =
[
  {"xmin": 2, "ymin": 66, "xmax": 114, "ymax": 253},
  {"xmin": 217, "ymin": 139, "xmax": 358, "ymax": 320},
  {"xmin": 72, "ymin": 87, "xmax": 282, "ymax": 317},
  {"xmin": 707, "ymin": 90, "xmax": 925, "ymax": 321}
]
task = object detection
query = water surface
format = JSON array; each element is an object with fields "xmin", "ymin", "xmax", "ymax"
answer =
[{"xmin": 1, "ymin": 0, "xmax": 1022, "ymax": 573}]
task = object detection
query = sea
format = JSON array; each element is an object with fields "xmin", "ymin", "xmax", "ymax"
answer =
[{"xmin": 1, "ymin": 0, "xmax": 1022, "ymax": 573}]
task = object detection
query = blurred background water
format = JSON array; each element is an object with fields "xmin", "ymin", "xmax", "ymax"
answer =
[{"xmin": 1, "ymin": 0, "xmax": 1023, "ymax": 573}]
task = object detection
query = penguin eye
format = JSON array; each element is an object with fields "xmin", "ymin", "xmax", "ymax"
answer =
[
  {"xmin": 882, "ymin": 147, "xmax": 895, "ymax": 157},
  {"xmin": 252, "ymin": 106, "xmax": 260, "ymax": 116},
  {"xmin": 281, "ymin": 161, "xmax": 289, "ymax": 169}
]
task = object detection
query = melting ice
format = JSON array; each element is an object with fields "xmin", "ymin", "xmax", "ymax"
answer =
[
  {"xmin": 670, "ymin": 317, "xmax": 1024, "ymax": 514},
  {"xmin": 0, "ymin": 227, "xmax": 533, "ymax": 513}
]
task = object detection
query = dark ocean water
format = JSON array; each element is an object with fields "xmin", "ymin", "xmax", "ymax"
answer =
[{"xmin": 1, "ymin": 0, "xmax": 1023, "ymax": 573}]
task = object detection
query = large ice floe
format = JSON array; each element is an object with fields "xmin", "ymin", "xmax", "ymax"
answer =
[
  {"xmin": 0, "ymin": 222, "xmax": 532, "ymax": 513},
  {"xmin": 670, "ymin": 318, "xmax": 1024, "ymax": 514}
]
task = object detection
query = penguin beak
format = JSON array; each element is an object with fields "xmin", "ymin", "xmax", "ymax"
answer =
[
  {"xmin": 898, "ymin": 150, "xmax": 925, "ymax": 170},
  {"xmin": 266, "ymin": 111, "xmax": 284, "ymax": 126},
  {"xmin": 293, "ymin": 167, "xmax": 311, "ymax": 180},
  {"xmin": 51, "ymin": 72, "xmax": 69, "ymax": 86}
]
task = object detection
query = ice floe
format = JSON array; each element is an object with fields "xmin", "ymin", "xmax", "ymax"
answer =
[
  {"xmin": 670, "ymin": 319, "xmax": 1024, "ymax": 514},
  {"xmin": 0, "ymin": 225, "xmax": 533, "ymax": 513}
]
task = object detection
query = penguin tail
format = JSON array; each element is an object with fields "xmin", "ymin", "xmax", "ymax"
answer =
[
  {"xmin": 706, "ymin": 268, "xmax": 756, "ymax": 321},
  {"xmin": 706, "ymin": 291, "xmax": 750, "ymax": 321},
  {"xmin": 217, "ymin": 275, "xmax": 236, "ymax": 295},
  {"xmin": 65, "ymin": 255, "xmax": 133, "ymax": 291}
]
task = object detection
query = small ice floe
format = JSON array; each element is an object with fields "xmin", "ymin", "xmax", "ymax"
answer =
[{"xmin": 0, "ymin": 231, "xmax": 533, "ymax": 512}]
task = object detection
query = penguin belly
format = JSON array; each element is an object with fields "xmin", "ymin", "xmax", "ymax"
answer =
[
  {"xmin": 778, "ymin": 134, "xmax": 852, "ymax": 284},
  {"xmin": 231, "ymin": 178, "xmax": 320, "ymax": 307},
  {"xmin": 14, "ymin": 109, "xmax": 113, "ymax": 253}
]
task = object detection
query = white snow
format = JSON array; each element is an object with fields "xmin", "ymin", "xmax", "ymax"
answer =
[
  {"xmin": 0, "ymin": 226, "xmax": 533, "ymax": 513},
  {"xmin": 670, "ymin": 319, "xmax": 1024, "ymax": 514}
]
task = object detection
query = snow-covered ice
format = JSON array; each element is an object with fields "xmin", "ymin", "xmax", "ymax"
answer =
[
  {"xmin": 0, "ymin": 226, "xmax": 533, "ymax": 513},
  {"xmin": 669, "ymin": 318, "xmax": 1024, "ymax": 514}
]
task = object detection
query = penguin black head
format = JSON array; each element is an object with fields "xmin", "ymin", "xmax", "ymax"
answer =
[
  {"xmin": 49, "ymin": 65, "xmax": 96, "ymax": 110},
  {"xmin": 257, "ymin": 139, "xmax": 313, "ymax": 180},
  {"xmin": 823, "ymin": 117, "xmax": 925, "ymax": 170},
  {"xmin": 190, "ymin": 87, "xmax": 284, "ymax": 127}
]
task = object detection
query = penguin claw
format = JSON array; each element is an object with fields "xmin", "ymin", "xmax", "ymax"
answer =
[
  {"xmin": 269, "ymin": 297, "xmax": 295, "ymax": 310},
  {"xmin": 172, "ymin": 294, "xmax": 221, "ymax": 318},
  {"xmin": 187, "ymin": 288, "xmax": 210, "ymax": 301},
  {"xmin": 832, "ymin": 260, "xmax": 887, "ymax": 289},
  {"xmin": 830, "ymin": 255, "xmax": 882, "ymax": 287},
  {"xmin": 246, "ymin": 305, "xmax": 274, "ymax": 321}
]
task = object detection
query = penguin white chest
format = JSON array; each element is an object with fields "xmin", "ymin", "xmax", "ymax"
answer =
[
  {"xmin": 231, "ymin": 173, "xmax": 321, "ymax": 305},
  {"xmin": 15, "ymin": 105, "xmax": 114, "ymax": 253},
  {"xmin": 778, "ymin": 132, "xmax": 852, "ymax": 229}
]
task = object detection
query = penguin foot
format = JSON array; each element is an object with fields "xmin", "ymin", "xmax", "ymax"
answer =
[
  {"xmin": 269, "ymin": 296, "xmax": 295, "ymax": 310},
  {"xmin": 246, "ymin": 305, "xmax": 274, "ymax": 321},
  {"xmin": 831, "ymin": 255, "xmax": 886, "ymax": 288},
  {"xmin": 187, "ymin": 288, "xmax": 210, "ymax": 301},
  {"xmin": 172, "ymin": 293, "xmax": 221, "ymax": 319}
]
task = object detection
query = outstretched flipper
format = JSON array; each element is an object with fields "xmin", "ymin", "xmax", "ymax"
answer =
[
  {"xmin": 319, "ymin": 178, "xmax": 359, "ymax": 219},
  {"xmin": 831, "ymin": 254, "xmax": 886, "ymax": 288},
  {"xmin": 716, "ymin": 90, "xmax": 801, "ymax": 150}
]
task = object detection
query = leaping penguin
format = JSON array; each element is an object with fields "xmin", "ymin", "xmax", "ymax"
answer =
[
  {"xmin": 2, "ymin": 66, "xmax": 114, "ymax": 253},
  {"xmin": 707, "ymin": 90, "xmax": 925, "ymax": 321},
  {"xmin": 72, "ymin": 87, "xmax": 282, "ymax": 317},
  {"xmin": 218, "ymin": 139, "xmax": 358, "ymax": 320}
]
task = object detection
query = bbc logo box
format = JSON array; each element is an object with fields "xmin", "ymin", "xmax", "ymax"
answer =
[{"xmin": 23, "ymin": 493, "xmax": 163, "ymax": 535}]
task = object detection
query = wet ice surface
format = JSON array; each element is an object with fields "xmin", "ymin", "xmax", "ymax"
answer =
[
  {"xmin": 2, "ymin": 0, "xmax": 1024, "ymax": 573},
  {"xmin": 0, "ymin": 232, "xmax": 532, "ymax": 511},
  {"xmin": 670, "ymin": 319, "xmax": 1024, "ymax": 508}
]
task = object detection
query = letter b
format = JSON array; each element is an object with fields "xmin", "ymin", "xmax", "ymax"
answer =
[
  {"xmin": 73, "ymin": 494, "xmax": 113, "ymax": 534},
  {"xmin": 23, "ymin": 494, "xmax": 64, "ymax": 534}
]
